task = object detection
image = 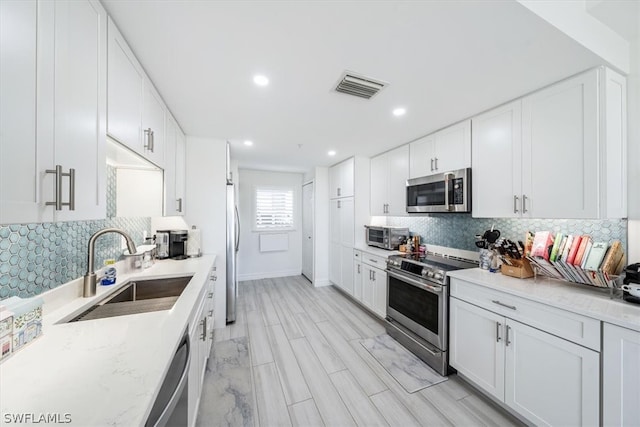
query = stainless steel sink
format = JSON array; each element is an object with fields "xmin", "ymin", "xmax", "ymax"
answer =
[{"xmin": 66, "ymin": 275, "xmax": 193, "ymax": 322}]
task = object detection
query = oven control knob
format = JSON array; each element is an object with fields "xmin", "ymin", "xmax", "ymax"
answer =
[
  {"xmin": 434, "ymin": 273, "xmax": 443, "ymax": 281},
  {"xmin": 425, "ymin": 270, "xmax": 434, "ymax": 278}
]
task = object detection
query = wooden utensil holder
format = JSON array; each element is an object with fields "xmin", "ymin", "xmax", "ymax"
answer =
[{"xmin": 501, "ymin": 258, "xmax": 534, "ymax": 279}]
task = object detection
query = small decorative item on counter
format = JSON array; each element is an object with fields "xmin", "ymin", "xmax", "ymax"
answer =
[
  {"xmin": 0, "ymin": 306, "xmax": 14, "ymax": 360},
  {"xmin": 101, "ymin": 259, "xmax": 117, "ymax": 285},
  {"xmin": 479, "ymin": 248, "xmax": 494, "ymax": 270},
  {"xmin": 2, "ymin": 296, "xmax": 43, "ymax": 356}
]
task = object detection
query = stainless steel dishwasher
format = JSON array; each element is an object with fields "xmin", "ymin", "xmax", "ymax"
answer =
[{"xmin": 145, "ymin": 330, "xmax": 190, "ymax": 427}]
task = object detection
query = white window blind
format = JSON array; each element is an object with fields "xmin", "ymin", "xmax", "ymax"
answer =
[{"xmin": 255, "ymin": 187, "xmax": 294, "ymax": 230}]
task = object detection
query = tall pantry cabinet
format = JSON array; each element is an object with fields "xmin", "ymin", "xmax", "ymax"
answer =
[{"xmin": 329, "ymin": 157, "xmax": 370, "ymax": 294}]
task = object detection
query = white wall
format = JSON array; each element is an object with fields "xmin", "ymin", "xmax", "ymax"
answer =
[
  {"xmin": 313, "ymin": 167, "xmax": 330, "ymax": 287},
  {"xmin": 184, "ymin": 136, "xmax": 228, "ymax": 328},
  {"xmin": 237, "ymin": 169, "xmax": 303, "ymax": 280}
]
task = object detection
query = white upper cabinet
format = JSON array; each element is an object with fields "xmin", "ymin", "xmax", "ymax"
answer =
[
  {"xmin": 141, "ymin": 82, "xmax": 166, "ymax": 167},
  {"xmin": 0, "ymin": 0, "xmax": 46, "ymax": 224},
  {"xmin": 1, "ymin": 0, "xmax": 107, "ymax": 224},
  {"xmin": 473, "ymin": 67, "xmax": 626, "ymax": 219},
  {"xmin": 472, "ymin": 101, "xmax": 523, "ymax": 218},
  {"xmin": 164, "ymin": 115, "xmax": 186, "ymax": 216},
  {"xmin": 329, "ymin": 158, "xmax": 354, "ymax": 199},
  {"xmin": 370, "ymin": 145, "xmax": 409, "ymax": 216},
  {"xmin": 409, "ymin": 120, "xmax": 471, "ymax": 179},
  {"xmin": 107, "ymin": 18, "xmax": 144, "ymax": 154},
  {"xmin": 521, "ymin": 69, "xmax": 599, "ymax": 219}
]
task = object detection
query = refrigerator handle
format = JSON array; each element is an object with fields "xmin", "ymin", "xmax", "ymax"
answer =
[{"xmin": 235, "ymin": 206, "xmax": 240, "ymax": 252}]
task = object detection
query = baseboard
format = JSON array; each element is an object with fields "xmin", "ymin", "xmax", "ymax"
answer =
[
  {"xmin": 238, "ymin": 269, "xmax": 302, "ymax": 281},
  {"xmin": 313, "ymin": 279, "xmax": 332, "ymax": 288}
]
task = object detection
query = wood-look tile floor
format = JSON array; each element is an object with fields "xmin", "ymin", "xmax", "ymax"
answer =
[{"xmin": 196, "ymin": 276, "xmax": 524, "ymax": 427}]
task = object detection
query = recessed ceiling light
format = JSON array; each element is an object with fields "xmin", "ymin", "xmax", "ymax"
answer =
[
  {"xmin": 244, "ymin": 140, "xmax": 253, "ymax": 146},
  {"xmin": 328, "ymin": 150, "xmax": 336, "ymax": 156},
  {"xmin": 393, "ymin": 107, "xmax": 406, "ymax": 116},
  {"xmin": 253, "ymin": 75, "xmax": 269, "ymax": 86}
]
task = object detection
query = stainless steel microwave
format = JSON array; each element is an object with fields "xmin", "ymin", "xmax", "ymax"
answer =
[
  {"xmin": 406, "ymin": 168, "xmax": 471, "ymax": 213},
  {"xmin": 365, "ymin": 226, "xmax": 409, "ymax": 250}
]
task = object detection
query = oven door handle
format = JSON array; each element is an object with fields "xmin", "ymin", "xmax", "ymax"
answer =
[{"xmin": 387, "ymin": 270, "xmax": 443, "ymax": 294}]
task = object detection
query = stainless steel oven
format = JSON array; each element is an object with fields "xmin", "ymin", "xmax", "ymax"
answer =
[{"xmin": 385, "ymin": 253, "xmax": 476, "ymax": 376}]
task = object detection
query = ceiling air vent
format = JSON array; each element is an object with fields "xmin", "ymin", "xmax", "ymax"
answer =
[{"xmin": 334, "ymin": 72, "xmax": 387, "ymax": 99}]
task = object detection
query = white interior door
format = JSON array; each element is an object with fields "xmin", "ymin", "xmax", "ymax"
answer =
[{"xmin": 302, "ymin": 182, "xmax": 314, "ymax": 282}]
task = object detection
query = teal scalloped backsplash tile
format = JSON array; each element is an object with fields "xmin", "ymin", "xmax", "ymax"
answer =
[
  {"xmin": 0, "ymin": 217, "xmax": 150, "ymax": 299},
  {"xmin": 387, "ymin": 214, "xmax": 627, "ymax": 254}
]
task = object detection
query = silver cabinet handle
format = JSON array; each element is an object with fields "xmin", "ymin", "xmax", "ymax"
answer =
[
  {"xmin": 337, "ymin": 187, "xmax": 341, "ymax": 197},
  {"xmin": 337, "ymin": 200, "xmax": 341, "ymax": 208},
  {"xmin": 208, "ymin": 309, "xmax": 213, "ymax": 317},
  {"xmin": 513, "ymin": 195, "xmax": 519, "ymax": 214},
  {"xmin": 176, "ymin": 198, "xmax": 183, "ymax": 213},
  {"xmin": 208, "ymin": 292, "xmax": 214, "ymax": 299},
  {"xmin": 46, "ymin": 165, "xmax": 75, "ymax": 211},
  {"xmin": 369, "ymin": 270, "xmax": 373, "ymax": 280},
  {"xmin": 434, "ymin": 157, "xmax": 438, "ymax": 170},
  {"xmin": 201, "ymin": 317, "xmax": 207, "ymax": 341},
  {"xmin": 492, "ymin": 300, "xmax": 517, "ymax": 310},
  {"xmin": 372, "ymin": 271, "xmax": 376, "ymax": 281},
  {"xmin": 144, "ymin": 128, "xmax": 154, "ymax": 152},
  {"xmin": 369, "ymin": 258, "xmax": 378, "ymax": 264},
  {"xmin": 210, "ymin": 275, "xmax": 217, "ymax": 281},
  {"xmin": 357, "ymin": 264, "xmax": 361, "ymax": 274},
  {"xmin": 496, "ymin": 322, "xmax": 502, "ymax": 342},
  {"xmin": 430, "ymin": 158, "xmax": 434, "ymax": 172},
  {"xmin": 522, "ymin": 194, "xmax": 528, "ymax": 214},
  {"xmin": 505, "ymin": 325, "xmax": 511, "ymax": 346}
]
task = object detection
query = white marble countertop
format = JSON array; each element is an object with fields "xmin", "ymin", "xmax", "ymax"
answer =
[
  {"xmin": 448, "ymin": 268, "xmax": 640, "ymax": 333},
  {"xmin": 0, "ymin": 255, "xmax": 216, "ymax": 427},
  {"xmin": 354, "ymin": 244, "xmax": 401, "ymax": 258}
]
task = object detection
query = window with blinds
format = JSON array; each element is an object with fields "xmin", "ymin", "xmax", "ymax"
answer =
[{"xmin": 255, "ymin": 187, "xmax": 294, "ymax": 230}]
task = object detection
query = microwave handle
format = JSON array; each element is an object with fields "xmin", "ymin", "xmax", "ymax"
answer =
[{"xmin": 444, "ymin": 173, "xmax": 450, "ymax": 211}]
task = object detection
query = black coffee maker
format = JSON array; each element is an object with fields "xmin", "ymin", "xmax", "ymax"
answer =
[
  {"xmin": 168, "ymin": 230, "xmax": 188, "ymax": 260},
  {"xmin": 623, "ymin": 263, "xmax": 640, "ymax": 304}
]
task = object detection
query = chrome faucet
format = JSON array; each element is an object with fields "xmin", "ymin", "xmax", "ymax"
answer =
[{"xmin": 83, "ymin": 228, "xmax": 137, "ymax": 297}]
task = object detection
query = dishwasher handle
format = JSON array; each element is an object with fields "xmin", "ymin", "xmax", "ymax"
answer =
[{"xmin": 146, "ymin": 331, "xmax": 191, "ymax": 427}]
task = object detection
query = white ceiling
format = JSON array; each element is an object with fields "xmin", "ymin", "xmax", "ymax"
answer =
[{"xmin": 102, "ymin": 0, "xmax": 610, "ymax": 174}]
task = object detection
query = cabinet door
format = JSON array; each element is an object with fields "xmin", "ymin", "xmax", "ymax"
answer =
[
  {"xmin": 449, "ymin": 298, "xmax": 505, "ymax": 401},
  {"xmin": 163, "ymin": 116, "xmax": 177, "ymax": 216},
  {"xmin": 433, "ymin": 120, "xmax": 471, "ymax": 173},
  {"xmin": 52, "ymin": 0, "xmax": 107, "ymax": 221},
  {"xmin": 329, "ymin": 199, "xmax": 340, "ymax": 244},
  {"xmin": 339, "ymin": 158, "xmax": 354, "ymax": 198},
  {"xmin": 353, "ymin": 261, "xmax": 363, "ymax": 301},
  {"xmin": 371, "ymin": 268, "xmax": 387, "ymax": 318},
  {"xmin": 188, "ymin": 298, "xmax": 206, "ymax": 427},
  {"xmin": 329, "ymin": 241, "xmax": 341, "ymax": 286},
  {"xmin": 339, "ymin": 197, "xmax": 354, "ymax": 247},
  {"xmin": 472, "ymin": 101, "xmax": 522, "ymax": 218},
  {"xmin": 505, "ymin": 319, "xmax": 599, "ymax": 426},
  {"xmin": 361, "ymin": 265, "xmax": 375, "ymax": 310},
  {"xmin": 409, "ymin": 135, "xmax": 435, "ymax": 179},
  {"xmin": 386, "ymin": 145, "xmax": 409, "ymax": 215},
  {"xmin": 603, "ymin": 323, "xmax": 640, "ymax": 427},
  {"xmin": 174, "ymin": 128, "xmax": 186, "ymax": 215},
  {"xmin": 107, "ymin": 18, "xmax": 143, "ymax": 153},
  {"xmin": 329, "ymin": 163, "xmax": 341, "ymax": 199},
  {"xmin": 340, "ymin": 246, "xmax": 354, "ymax": 295},
  {"xmin": 521, "ymin": 70, "xmax": 598, "ymax": 219},
  {"xmin": 141, "ymin": 81, "xmax": 165, "ymax": 167},
  {"xmin": 0, "ymin": 0, "xmax": 53, "ymax": 224},
  {"xmin": 370, "ymin": 154, "xmax": 387, "ymax": 215}
]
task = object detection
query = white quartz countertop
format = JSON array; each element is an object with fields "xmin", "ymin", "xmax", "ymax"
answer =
[
  {"xmin": 0, "ymin": 255, "xmax": 216, "ymax": 427},
  {"xmin": 448, "ymin": 268, "xmax": 640, "ymax": 333}
]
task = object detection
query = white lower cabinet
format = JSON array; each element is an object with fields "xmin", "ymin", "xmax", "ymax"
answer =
[
  {"xmin": 188, "ymin": 296, "xmax": 206, "ymax": 427},
  {"xmin": 450, "ymin": 295, "xmax": 600, "ymax": 426},
  {"xmin": 603, "ymin": 323, "xmax": 640, "ymax": 426},
  {"xmin": 361, "ymin": 263, "xmax": 387, "ymax": 318}
]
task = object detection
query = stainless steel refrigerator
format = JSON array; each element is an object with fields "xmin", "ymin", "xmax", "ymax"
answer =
[{"xmin": 226, "ymin": 182, "xmax": 239, "ymax": 323}]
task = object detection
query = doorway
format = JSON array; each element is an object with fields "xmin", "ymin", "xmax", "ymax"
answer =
[{"xmin": 302, "ymin": 181, "xmax": 314, "ymax": 282}]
